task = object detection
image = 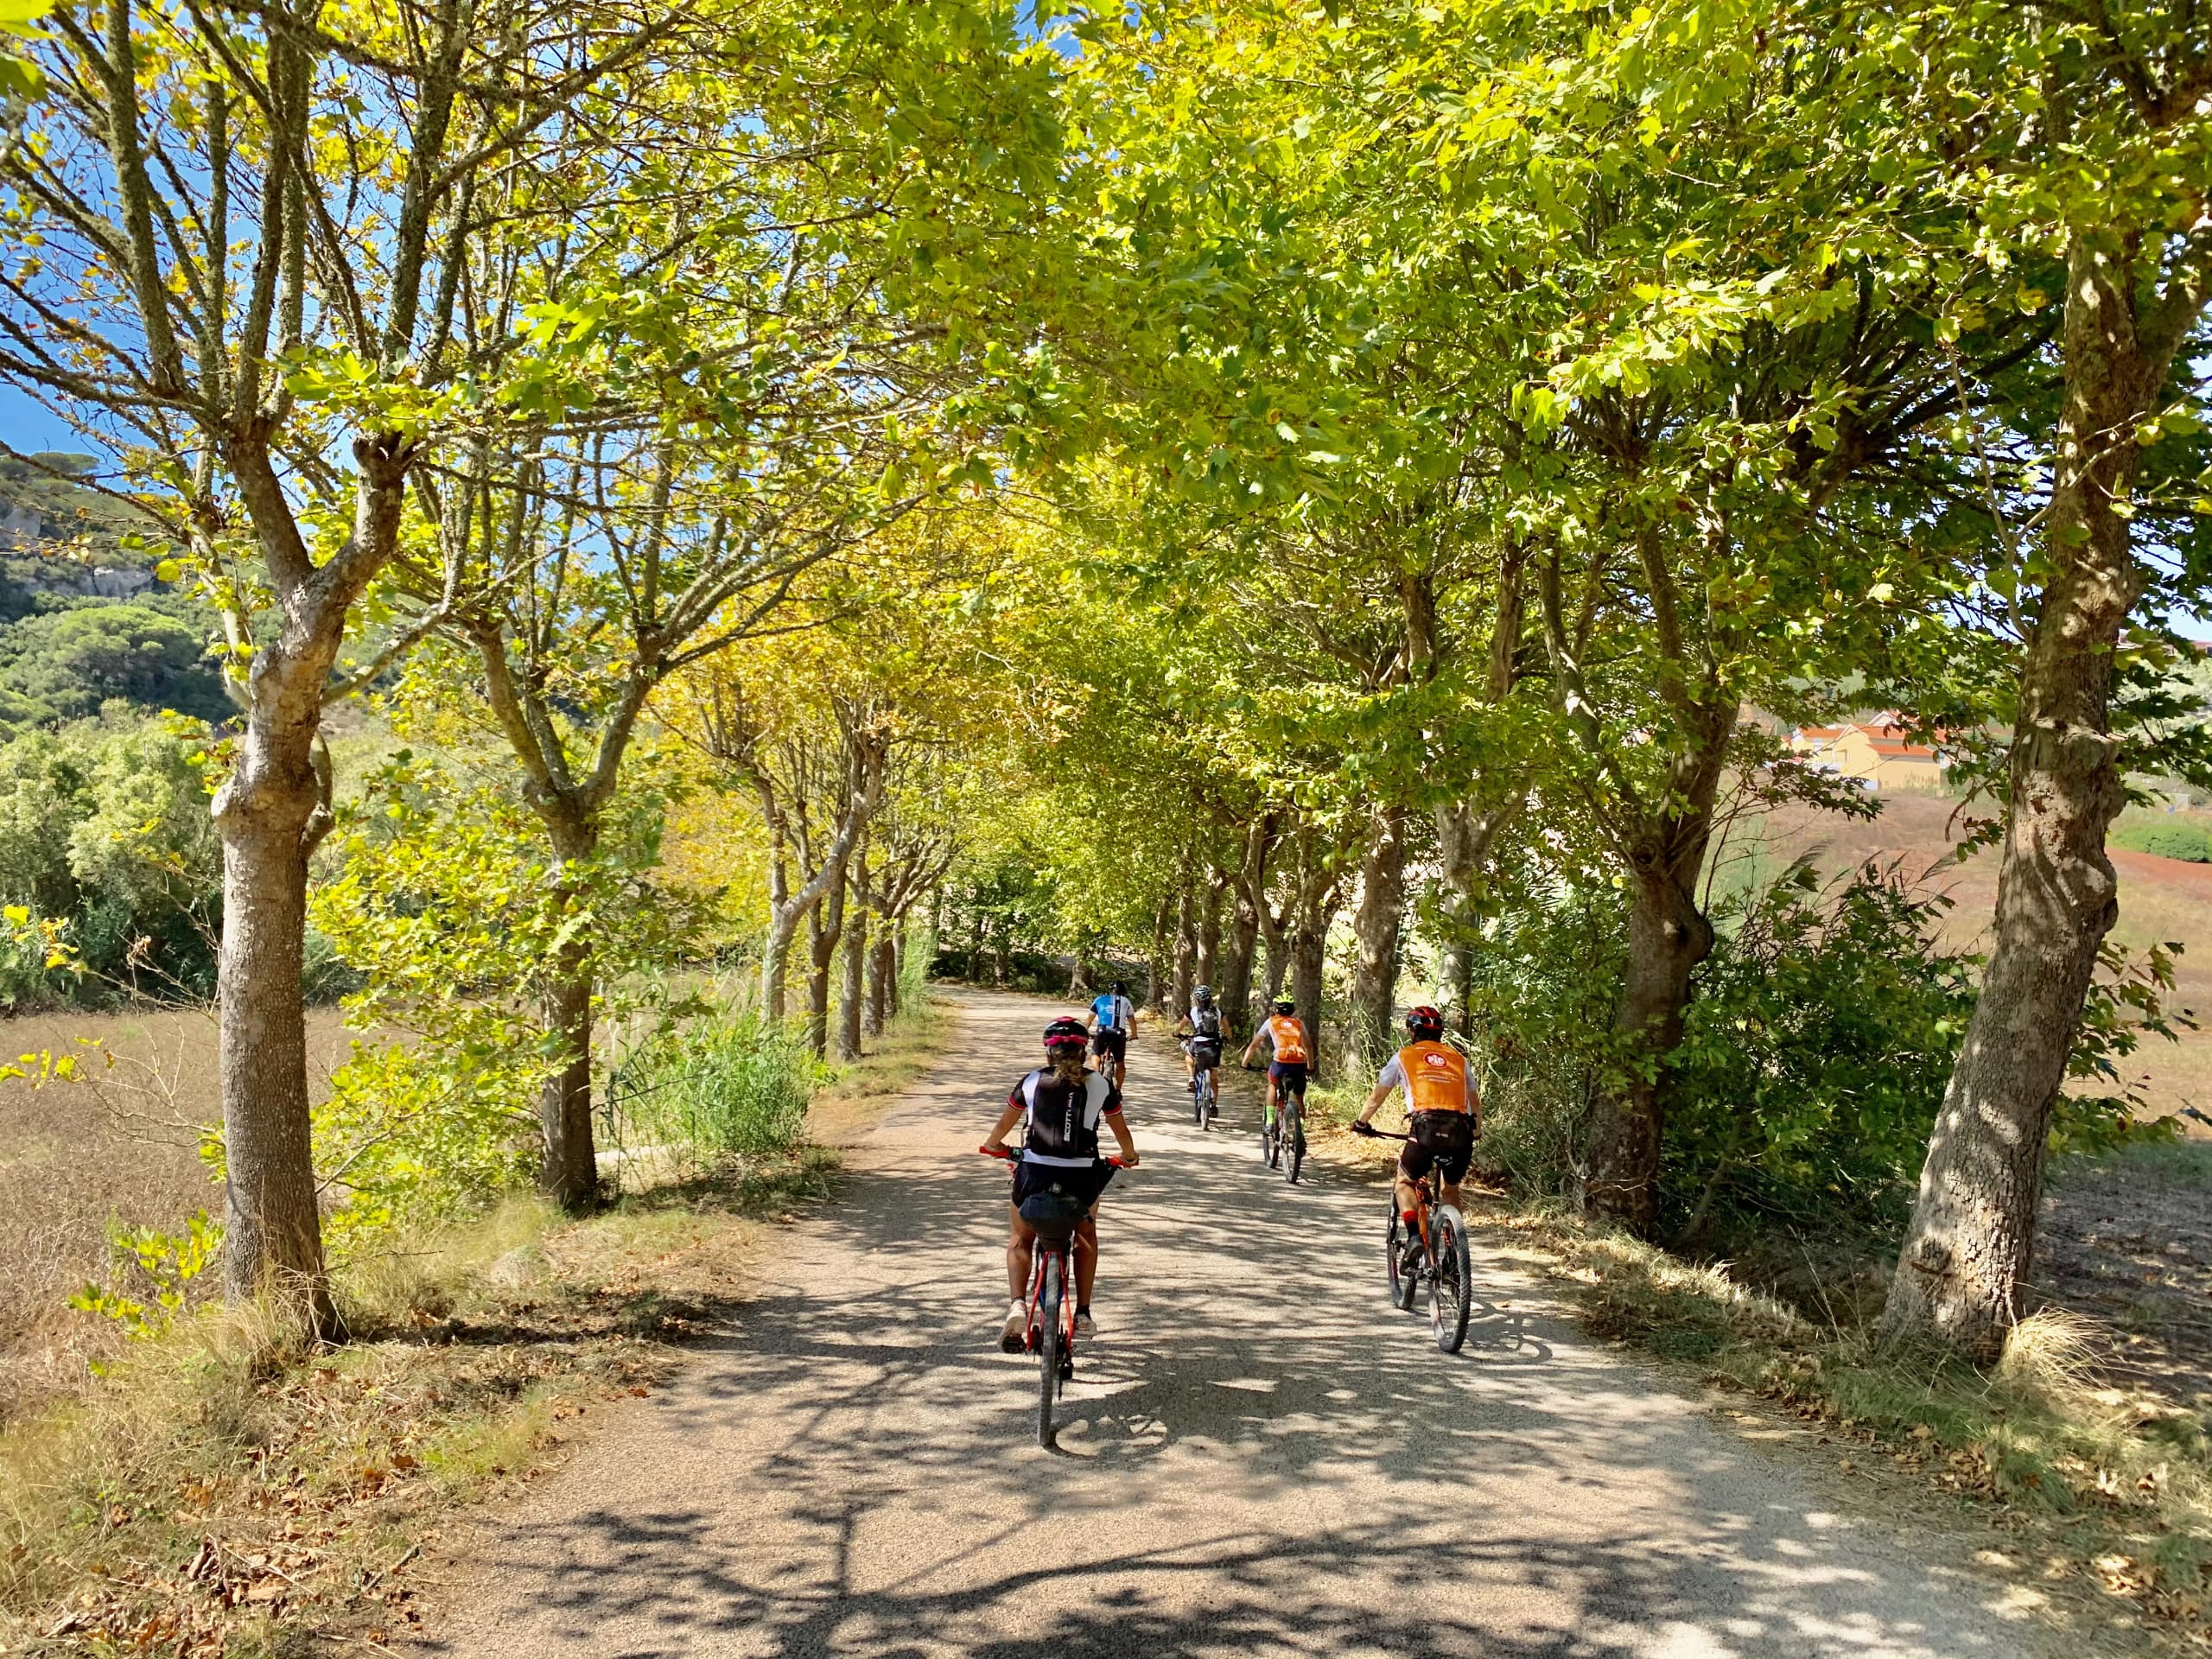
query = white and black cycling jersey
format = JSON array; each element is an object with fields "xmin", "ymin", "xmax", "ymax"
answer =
[
  {"xmin": 1011, "ymin": 1068, "xmax": 1122, "ymax": 1168},
  {"xmin": 1188, "ymin": 1003, "xmax": 1224, "ymax": 1039}
]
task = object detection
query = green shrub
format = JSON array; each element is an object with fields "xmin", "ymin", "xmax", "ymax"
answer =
[
  {"xmin": 2114, "ymin": 819, "xmax": 2212, "ymax": 861},
  {"xmin": 616, "ymin": 1015, "xmax": 818, "ymax": 1161},
  {"xmin": 1668, "ymin": 859, "xmax": 1976, "ymax": 1236}
]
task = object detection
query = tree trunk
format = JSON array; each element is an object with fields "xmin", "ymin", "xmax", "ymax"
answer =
[
  {"xmin": 760, "ymin": 830, "xmax": 796, "ymax": 1023},
  {"xmin": 894, "ymin": 914, "xmax": 912, "ymax": 1012},
  {"xmin": 1349, "ymin": 804, "xmax": 1407, "ymax": 1070},
  {"xmin": 1219, "ymin": 817, "xmax": 1269, "ymax": 1033},
  {"xmin": 868, "ymin": 933, "xmax": 895, "ymax": 1034},
  {"xmin": 838, "ymin": 880, "xmax": 867, "ymax": 1061},
  {"xmin": 537, "ymin": 938, "xmax": 596, "ymax": 1209},
  {"xmin": 1433, "ymin": 795, "xmax": 1521, "ymax": 1037},
  {"xmin": 216, "ymin": 808, "xmax": 340, "ymax": 1336},
  {"xmin": 531, "ymin": 807, "xmax": 601, "ymax": 1211},
  {"xmin": 1585, "ymin": 850, "xmax": 1714, "ymax": 1231},
  {"xmin": 1171, "ymin": 879, "xmax": 1197, "ymax": 1015},
  {"xmin": 1883, "ymin": 232, "xmax": 2193, "ymax": 1357},
  {"xmin": 1146, "ymin": 888, "xmax": 1173, "ymax": 1010},
  {"xmin": 1291, "ymin": 918, "xmax": 1329, "ymax": 1083},
  {"xmin": 1195, "ymin": 875, "xmax": 1223, "ymax": 996},
  {"xmin": 213, "ymin": 448, "xmax": 412, "ymax": 1337},
  {"xmin": 807, "ymin": 871, "xmax": 844, "ymax": 1058}
]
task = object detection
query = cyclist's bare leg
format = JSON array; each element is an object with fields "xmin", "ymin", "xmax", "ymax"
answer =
[
  {"xmin": 1440, "ymin": 1177, "xmax": 1465, "ymax": 1209},
  {"xmin": 1006, "ymin": 1207, "xmax": 1038, "ymax": 1301},
  {"xmin": 1263, "ymin": 1076, "xmax": 1280, "ymax": 1125},
  {"xmin": 1071, "ymin": 1211, "xmax": 1102, "ymax": 1306}
]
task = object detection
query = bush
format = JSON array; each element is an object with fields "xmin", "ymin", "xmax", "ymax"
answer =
[
  {"xmin": 2114, "ymin": 819, "xmax": 2212, "ymax": 862},
  {"xmin": 1667, "ymin": 858, "xmax": 1976, "ymax": 1236},
  {"xmin": 615, "ymin": 1015, "xmax": 817, "ymax": 1161}
]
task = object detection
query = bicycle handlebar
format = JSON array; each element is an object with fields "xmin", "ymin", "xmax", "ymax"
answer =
[{"xmin": 977, "ymin": 1145, "xmax": 1135, "ymax": 1170}]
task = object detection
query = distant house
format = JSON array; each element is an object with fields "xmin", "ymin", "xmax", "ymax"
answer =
[{"xmin": 1791, "ymin": 713, "xmax": 1948, "ymax": 791}]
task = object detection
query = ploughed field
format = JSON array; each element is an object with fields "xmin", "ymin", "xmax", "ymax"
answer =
[
  {"xmin": 1746, "ymin": 789, "xmax": 2212, "ymax": 1128},
  {"xmin": 0, "ymin": 1007, "xmax": 357, "ymax": 1422}
]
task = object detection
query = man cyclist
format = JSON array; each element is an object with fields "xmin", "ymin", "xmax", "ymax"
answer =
[
  {"xmin": 1351, "ymin": 1007, "xmax": 1480, "ymax": 1253},
  {"xmin": 982, "ymin": 1016, "xmax": 1140, "ymax": 1351},
  {"xmin": 1175, "ymin": 983, "xmax": 1229, "ymax": 1116},
  {"xmin": 1239, "ymin": 995, "xmax": 1310, "ymax": 1141},
  {"xmin": 1086, "ymin": 979, "xmax": 1136, "ymax": 1090}
]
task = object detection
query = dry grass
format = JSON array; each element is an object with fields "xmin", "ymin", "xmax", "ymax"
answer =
[
  {"xmin": 0, "ymin": 1007, "xmax": 361, "ymax": 1425},
  {"xmin": 0, "ymin": 1160, "xmax": 846, "ymax": 1656},
  {"xmin": 0, "ymin": 991, "xmax": 946, "ymax": 1656}
]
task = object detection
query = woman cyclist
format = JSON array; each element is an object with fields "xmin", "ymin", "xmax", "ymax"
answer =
[{"xmin": 981, "ymin": 1017, "xmax": 1140, "ymax": 1351}]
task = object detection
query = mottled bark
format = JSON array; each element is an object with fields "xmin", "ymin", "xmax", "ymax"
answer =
[{"xmin": 1195, "ymin": 876, "xmax": 1224, "ymax": 1000}]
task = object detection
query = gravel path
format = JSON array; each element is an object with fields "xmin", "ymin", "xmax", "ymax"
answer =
[{"xmin": 417, "ymin": 990, "xmax": 2075, "ymax": 1658}]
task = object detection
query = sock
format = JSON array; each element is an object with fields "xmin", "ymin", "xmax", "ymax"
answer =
[
  {"xmin": 1076, "ymin": 1304, "xmax": 1090, "ymax": 1315},
  {"xmin": 1401, "ymin": 1210, "xmax": 1420, "ymax": 1226}
]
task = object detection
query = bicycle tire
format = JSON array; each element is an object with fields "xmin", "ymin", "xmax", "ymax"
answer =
[
  {"xmin": 1431, "ymin": 1206, "xmax": 1472, "ymax": 1353},
  {"xmin": 1283, "ymin": 1094, "xmax": 1303, "ymax": 1184},
  {"xmin": 1037, "ymin": 1252, "xmax": 1063, "ymax": 1447},
  {"xmin": 1262, "ymin": 1108, "xmax": 1279, "ymax": 1167},
  {"xmin": 1386, "ymin": 1206, "xmax": 1414, "ymax": 1309}
]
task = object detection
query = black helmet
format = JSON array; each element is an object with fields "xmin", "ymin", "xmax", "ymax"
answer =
[
  {"xmin": 1194, "ymin": 984, "xmax": 1214, "ymax": 1005},
  {"xmin": 1110, "ymin": 979, "xmax": 1127, "ymax": 995},
  {"xmin": 1272, "ymin": 995, "xmax": 1295, "ymax": 1014},
  {"xmin": 1044, "ymin": 1017, "xmax": 1089, "ymax": 1052},
  {"xmin": 1405, "ymin": 1005, "xmax": 1445, "ymax": 1041}
]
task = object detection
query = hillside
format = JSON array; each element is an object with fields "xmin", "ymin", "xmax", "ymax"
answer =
[{"xmin": 1729, "ymin": 790, "xmax": 2212, "ymax": 1124}]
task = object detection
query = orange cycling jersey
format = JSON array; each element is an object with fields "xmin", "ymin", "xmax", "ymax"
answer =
[
  {"xmin": 1265, "ymin": 1014, "xmax": 1309, "ymax": 1063},
  {"xmin": 1395, "ymin": 1040, "xmax": 1471, "ymax": 1115}
]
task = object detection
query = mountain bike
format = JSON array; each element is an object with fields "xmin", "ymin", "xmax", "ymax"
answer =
[
  {"xmin": 1369, "ymin": 1128, "xmax": 1472, "ymax": 1352},
  {"xmin": 980, "ymin": 1146, "xmax": 1130, "ymax": 1447},
  {"xmin": 1186, "ymin": 1040, "xmax": 1221, "ymax": 1128},
  {"xmin": 1260, "ymin": 1071, "xmax": 1306, "ymax": 1184}
]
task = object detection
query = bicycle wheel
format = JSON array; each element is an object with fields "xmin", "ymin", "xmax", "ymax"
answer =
[
  {"xmin": 1036, "ymin": 1251, "xmax": 1063, "ymax": 1447},
  {"xmin": 1262, "ymin": 1104, "xmax": 1279, "ymax": 1167},
  {"xmin": 1281, "ymin": 1093, "xmax": 1303, "ymax": 1184},
  {"xmin": 1191, "ymin": 1070, "xmax": 1205, "ymax": 1126},
  {"xmin": 1430, "ymin": 1205, "xmax": 1472, "ymax": 1353},
  {"xmin": 1386, "ymin": 1206, "xmax": 1414, "ymax": 1309}
]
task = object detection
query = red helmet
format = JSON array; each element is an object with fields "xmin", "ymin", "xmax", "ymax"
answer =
[
  {"xmin": 1405, "ymin": 1006, "xmax": 1445, "ymax": 1040},
  {"xmin": 1044, "ymin": 1017, "xmax": 1089, "ymax": 1052}
]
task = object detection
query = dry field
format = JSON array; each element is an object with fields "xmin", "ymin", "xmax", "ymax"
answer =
[
  {"xmin": 0, "ymin": 1005, "xmax": 360, "ymax": 1422},
  {"xmin": 1742, "ymin": 789, "xmax": 2212, "ymax": 1124}
]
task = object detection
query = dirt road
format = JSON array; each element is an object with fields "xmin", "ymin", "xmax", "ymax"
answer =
[{"xmin": 420, "ymin": 991, "xmax": 2074, "ymax": 1658}]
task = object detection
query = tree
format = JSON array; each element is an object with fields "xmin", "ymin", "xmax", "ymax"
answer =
[
  {"xmin": 0, "ymin": 0, "xmax": 710, "ymax": 1331},
  {"xmin": 1877, "ymin": 1, "xmax": 2212, "ymax": 1355}
]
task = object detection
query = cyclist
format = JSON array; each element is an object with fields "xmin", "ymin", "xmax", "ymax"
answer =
[
  {"xmin": 1086, "ymin": 978, "xmax": 1137, "ymax": 1090},
  {"xmin": 1239, "ymin": 994, "xmax": 1310, "ymax": 1139},
  {"xmin": 1351, "ymin": 1007, "xmax": 1480, "ymax": 1248},
  {"xmin": 1175, "ymin": 983, "xmax": 1229, "ymax": 1110},
  {"xmin": 982, "ymin": 1016, "xmax": 1140, "ymax": 1351}
]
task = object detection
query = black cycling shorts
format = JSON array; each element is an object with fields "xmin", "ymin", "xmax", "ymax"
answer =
[
  {"xmin": 1091, "ymin": 1028, "xmax": 1128, "ymax": 1063},
  {"xmin": 1399, "ymin": 1110, "xmax": 1475, "ymax": 1186},
  {"xmin": 1011, "ymin": 1159, "xmax": 1115, "ymax": 1229},
  {"xmin": 1268, "ymin": 1059, "xmax": 1308, "ymax": 1096},
  {"xmin": 1185, "ymin": 1037, "xmax": 1223, "ymax": 1071}
]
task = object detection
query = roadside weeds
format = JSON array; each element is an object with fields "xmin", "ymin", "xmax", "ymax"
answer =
[{"xmin": 0, "ymin": 996, "xmax": 947, "ymax": 1656}]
